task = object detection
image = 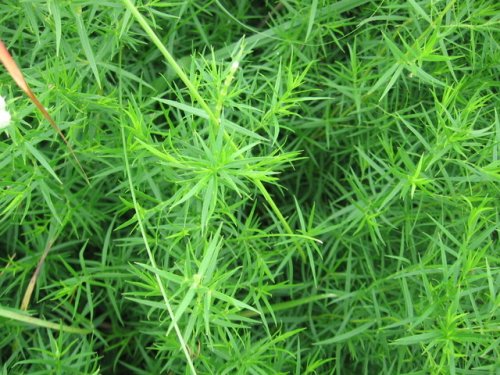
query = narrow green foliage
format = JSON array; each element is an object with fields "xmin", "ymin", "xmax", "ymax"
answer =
[{"xmin": 0, "ymin": 0, "xmax": 498, "ymax": 374}]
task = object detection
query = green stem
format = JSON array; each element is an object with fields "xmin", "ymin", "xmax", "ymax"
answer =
[
  {"xmin": 0, "ymin": 306, "xmax": 91, "ymax": 335},
  {"xmin": 122, "ymin": 0, "xmax": 218, "ymax": 127}
]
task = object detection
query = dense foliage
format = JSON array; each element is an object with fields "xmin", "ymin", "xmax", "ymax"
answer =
[{"xmin": 0, "ymin": 1, "xmax": 499, "ymax": 374}]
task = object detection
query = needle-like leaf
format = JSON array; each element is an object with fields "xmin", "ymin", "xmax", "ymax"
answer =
[{"xmin": 0, "ymin": 38, "xmax": 89, "ymax": 184}]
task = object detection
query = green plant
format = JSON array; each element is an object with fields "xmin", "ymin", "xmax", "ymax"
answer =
[{"xmin": 0, "ymin": 0, "xmax": 498, "ymax": 374}]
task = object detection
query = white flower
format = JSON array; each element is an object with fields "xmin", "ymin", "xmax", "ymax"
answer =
[
  {"xmin": 0, "ymin": 110, "xmax": 11, "ymax": 129},
  {"xmin": 0, "ymin": 96, "xmax": 11, "ymax": 129}
]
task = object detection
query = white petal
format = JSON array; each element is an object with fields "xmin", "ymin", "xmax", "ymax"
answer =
[{"xmin": 0, "ymin": 110, "xmax": 11, "ymax": 129}]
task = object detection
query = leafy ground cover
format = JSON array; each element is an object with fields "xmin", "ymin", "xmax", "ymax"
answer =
[{"xmin": 0, "ymin": 0, "xmax": 499, "ymax": 374}]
